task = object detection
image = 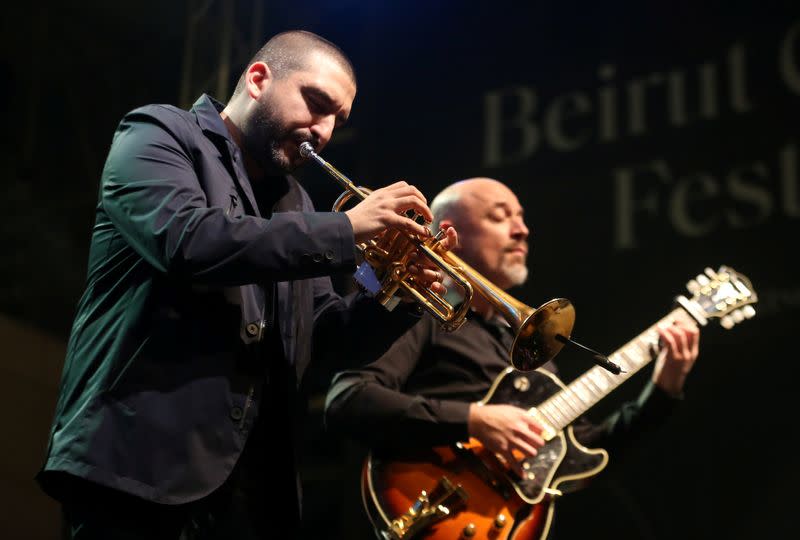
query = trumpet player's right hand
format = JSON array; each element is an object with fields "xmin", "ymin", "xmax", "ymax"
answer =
[
  {"xmin": 344, "ymin": 181, "xmax": 434, "ymax": 244},
  {"xmin": 468, "ymin": 403, "xmax": 546, "ymax": 476}
]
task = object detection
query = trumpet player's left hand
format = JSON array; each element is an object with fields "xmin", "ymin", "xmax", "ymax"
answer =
[
  {"xmin": 345, "ymin": 181, "xmax": 434, "ymax": 243},
  {"xmin": 407, "ymin": 226, "xmax": 458, "ymax": 295}
]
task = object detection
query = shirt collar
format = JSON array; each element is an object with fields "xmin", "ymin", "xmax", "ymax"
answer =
[{"xmin": 191, "ymin": 94, "xmax": 232, "ymax": 141}]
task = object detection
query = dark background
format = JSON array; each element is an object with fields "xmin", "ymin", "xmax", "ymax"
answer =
[{"xmin": 1, "ymin": 1, "xmax": 796, "ymax": 538}]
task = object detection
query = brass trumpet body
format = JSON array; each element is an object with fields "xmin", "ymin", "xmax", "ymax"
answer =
[
  {"xmin": 299, "ymin": 143, "xmax": 575, "ymax": 370},
  {"xmin": 299, "ymin": 142, "xmax": 474, "ymax": 332}
]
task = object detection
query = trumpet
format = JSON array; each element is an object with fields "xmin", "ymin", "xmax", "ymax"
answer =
[{"xmin": 299, "ymin": 142, "xmax": 575, "ymax": 371}]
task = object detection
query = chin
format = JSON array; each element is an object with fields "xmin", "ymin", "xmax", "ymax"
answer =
[
  {"xmin": 504, "ymin": 265, "xmax": 529, "ymax": 287},
  {"xmin": 267, "ymin": 148, "xmax": 294, "ymax": 173}
]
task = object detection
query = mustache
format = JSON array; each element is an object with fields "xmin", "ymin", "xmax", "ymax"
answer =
[
  {"xmin": 293, "ymin": 132, "xmax": 319, "ymax": 151},
  {"xmin": 505, "ymin": 242, "xmax": 529, "ymax": 254}
]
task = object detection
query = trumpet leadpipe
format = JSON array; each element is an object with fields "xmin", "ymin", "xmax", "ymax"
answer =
[{"xmin": 299, "ymin": 142, "xmax": 369, "ymax": 201}]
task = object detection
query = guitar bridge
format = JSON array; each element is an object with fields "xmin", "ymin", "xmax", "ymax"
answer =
[{"xmin": 381, "ymin": 476, "xmax": 469, "ymax": 539}]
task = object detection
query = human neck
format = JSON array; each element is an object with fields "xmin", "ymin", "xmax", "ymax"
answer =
[{"xmin": 219, "ymin": 110, "xmax": 271, "ymax": 184}]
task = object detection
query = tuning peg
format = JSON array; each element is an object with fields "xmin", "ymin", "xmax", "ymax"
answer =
[
  {"xmin": 720, "ymin": 315, "xmax": 735, "ymax": 329},
  {"xmin": 686, "ymin": 279, "xmax": 701, "ymax": 294},
  {"xmin": 732, "ymin": 309, "xmax": 744, "ymax": 323},
  {"xmin": 742, "ymin": 305, "xmax": 756, "ymax": 318},
  {"xmin": 696, "ymin": 274, "xmax": 711, "ymax": 287},
  {"xmin": 704, "ymin": 267, "xmax": 719, "ymax": 280}
]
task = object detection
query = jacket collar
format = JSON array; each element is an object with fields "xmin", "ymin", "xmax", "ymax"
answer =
[{"xmin": 191, "ymin": 94, "xmax": 232, "ymax": 141}]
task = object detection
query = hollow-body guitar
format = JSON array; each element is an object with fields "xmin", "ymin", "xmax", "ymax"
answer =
[{"xmin": 362, "ymin": 266, "xmax": 757, "ymax": 540}]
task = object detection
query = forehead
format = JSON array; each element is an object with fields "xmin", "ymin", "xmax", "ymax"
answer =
[
  {"xmin": 463, "ymin": 182, "xmax": 523, "ymax": 213},
  {"xmin": 291, "ymin": 51, "xmax": 356, "ymax": 103}
]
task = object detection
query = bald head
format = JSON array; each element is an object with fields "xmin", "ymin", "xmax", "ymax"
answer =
[
  {"xmin": 432, "ymin": 177, "xmax": 530, "ymax": 290},
  {"xmin": 431, "ymin": 178, "xmax": 516, "ymax": 230},
  {"xmin": 230, "ymin": 30, "xmax": 356, "ymax": 100}
]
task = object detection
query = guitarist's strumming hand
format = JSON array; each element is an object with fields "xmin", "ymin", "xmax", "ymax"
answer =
[
  {"xmin": 652, "ymin": 320, "xmax": 701, "ymax": 397},
  {"xmin": 467, "ymin": 403, "xmax": 545, "ymax": 476}
]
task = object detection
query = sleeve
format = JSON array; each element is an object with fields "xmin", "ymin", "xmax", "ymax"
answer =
[
  {"xmin": 100, "ymin": 107, "xmax": 356, "ymax": 285},
  {"xmin": 324, "ymin": 317, "xmax": 472, "ymax": 450},
  {"xmin": 571, "ymin": 379, "xmax": 683, "ymax": 449}
]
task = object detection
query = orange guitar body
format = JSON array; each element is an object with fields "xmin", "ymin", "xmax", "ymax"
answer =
[{"xmin": 362, "ymin": 442, "xmax": 555, "ymax": 540}]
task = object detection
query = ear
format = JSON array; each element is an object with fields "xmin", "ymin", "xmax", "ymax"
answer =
[
  {"xmin": 245, "ymin": 62, "xmax": 273, "ymax": 99},
  {"xmin": 438, "ymin": 218, "xmax": 455, "ymax": 231}
]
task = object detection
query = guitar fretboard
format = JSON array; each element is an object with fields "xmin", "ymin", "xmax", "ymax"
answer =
[{"xmin": 534, "ymin": 307, "xmax": 695, "ymax": 432}]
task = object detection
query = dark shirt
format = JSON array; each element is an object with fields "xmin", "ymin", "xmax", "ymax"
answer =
[{"xmin": 325, "ymin": 310, "xmax": 679, "ymax": 453}]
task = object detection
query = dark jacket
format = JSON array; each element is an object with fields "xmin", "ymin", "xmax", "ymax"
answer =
[{"xmin": 39, "ymin": 95, "xmax": 414, "ymax": 504}]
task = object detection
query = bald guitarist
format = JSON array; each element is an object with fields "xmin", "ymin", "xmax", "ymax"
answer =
[{"xmin": 325, "ymin": 178, "xmax": 701, "ymax": 540}]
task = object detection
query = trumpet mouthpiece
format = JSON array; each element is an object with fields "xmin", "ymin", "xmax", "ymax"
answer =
[{"xmin": 299, "ymin": 142, "xmax": 315, "ymax": 158}]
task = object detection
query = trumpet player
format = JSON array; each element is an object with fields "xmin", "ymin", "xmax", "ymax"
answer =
[{"xmin": 37, "ymin": 30, "xmax": 455, "ymax": 540}]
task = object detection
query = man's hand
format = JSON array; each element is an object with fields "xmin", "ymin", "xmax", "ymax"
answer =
[
  {"xmin": 345, "ymin": 181, "xmax": 433, "ymax": 243},
  {"xmin": 468, "ymin": 403, "xmax": 545, "ymax": 476},
  {"xmin": 652, "ymin": 319, "xmax": 700, "ymax": 397},
  {"xmin": 407, "ymin": 226, "xmax": 458, "ymax": 295}
]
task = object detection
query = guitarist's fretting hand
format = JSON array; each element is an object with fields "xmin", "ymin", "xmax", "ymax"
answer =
[
  {"xmin": 652, "ymin": 320, "xmax": 701, "ymax": 397},
  {"xmin": 467, "ymin": 403, "xmax": 545, "ymax": 476}
]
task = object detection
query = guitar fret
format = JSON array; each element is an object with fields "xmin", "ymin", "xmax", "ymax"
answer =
[
  {"xmin": 595, "ymin": 365, "xmax": 616, "ymax": 386},
  {"xmin": 539, "ymin": 399, "xmax": 562, "ymax": 427},
  {"xmin": 537, "ymin": 306, "xmax": 691, "ymax": 432},
  {"xmin": 535, "ymin": 405, "xmax": 558, "ymax": 428},
  {"xmin": 555, "ymin": 397, "xmax": 571, "ymax": 424},
  {"xmin": 567, "ymin": 381, "xmax": 587, "ymax": 406},
  {"xmin": 583, "ymin": 370, "xmax": 606, "ymax": 394},
  {"xmin": 575, "ymin": 378, "xmax": 597, "ymax": 403},
  {"xmin": 619, "ymin": 348, "xmax": 638, "ymax": 370},
  {"xmin": 541, "ymin": 404, "xmax": 562, "ymax": 429},
  {"xmin": 551, "ymin": 398, "xmax": 569, "ymax": 430},
  {"xmin": 553, "ymin": 394, "xmax": 579, "ymax": 425}
]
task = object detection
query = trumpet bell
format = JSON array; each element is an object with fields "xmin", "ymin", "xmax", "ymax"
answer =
[{"xmin": 511, "ymin": 298, "xmax": 575, "ymax": 371}]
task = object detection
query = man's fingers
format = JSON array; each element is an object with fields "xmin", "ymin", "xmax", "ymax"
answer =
[
  {"xmin": 382, "ymin": 182, "xmax": 429, "ymax": 207},
  {"xmin": 388, "ymin": 195, "xmax": 433, "ymax": 225},
  {"xmin": 433, "ymin": 226, "xmax": 458, "ymax": 251},
  {"xmin": 394, "ymin": 215, "xmax": 431, "ymax": 237},
  {"xmin": 658, "ymin": 324, "xmax": 678, "ymax": 357}
]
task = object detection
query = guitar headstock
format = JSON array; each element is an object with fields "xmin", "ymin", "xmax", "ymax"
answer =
[{"xmin": 676, "ymin": 266, "xmax": 758, "ymax": 329}]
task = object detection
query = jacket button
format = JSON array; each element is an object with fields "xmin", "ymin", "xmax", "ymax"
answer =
[
  {"xmin": 246, "ymin": 323, "xmax": 259, "ymax": 337},
  {"xmin": 324, "ymin": 250, "xmax": 334, "ymax": 261},
  {"xmin": 312, "ymin": 253, "xmax": 323, "ymax": 263},
  {"xmin": 230, "ymin": 406, "xmax": 243, "ymax": 421}
]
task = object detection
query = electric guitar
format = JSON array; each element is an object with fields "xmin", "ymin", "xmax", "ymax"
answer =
[{"xmin": 361, "ymin": 266, "xmax": 757, "ymax": 540}]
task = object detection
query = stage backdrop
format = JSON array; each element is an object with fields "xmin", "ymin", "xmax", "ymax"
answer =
[{"xmin": 0, "ymin": 2, "xmax": 795, "ymax": 539}]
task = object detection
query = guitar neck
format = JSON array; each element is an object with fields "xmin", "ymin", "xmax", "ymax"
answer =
[{"xmin": 535, "ymin": 306, "xmax": 695, "ymax": 432}]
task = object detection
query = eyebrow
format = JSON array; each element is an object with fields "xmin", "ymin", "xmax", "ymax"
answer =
[{"xmin": 305, "ymin": 86, "xmax": 349, "ymax": 125}]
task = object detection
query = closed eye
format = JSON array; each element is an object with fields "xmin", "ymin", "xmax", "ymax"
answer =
[{"xmin": 303, "ymin": 87, "xmax": 349, "ymax": 127}]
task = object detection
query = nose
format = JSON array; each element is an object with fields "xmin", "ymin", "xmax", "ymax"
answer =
[
  {"xmin": 310, "ymin": 114, "xmax": 336, "ymax": 150},
  {"xmin": 511, "ymin": 216, "xmax": 529, "ymax": 241}
]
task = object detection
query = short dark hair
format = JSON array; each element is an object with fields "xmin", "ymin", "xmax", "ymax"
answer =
[{"xmin": 230, "ymin": 30, "xmax": 356, "ymax": 100}]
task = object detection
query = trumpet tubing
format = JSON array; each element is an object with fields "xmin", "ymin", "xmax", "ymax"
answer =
[{"xmin": 299, "ymin": 142, "xmax": 575, "ymax": 370}]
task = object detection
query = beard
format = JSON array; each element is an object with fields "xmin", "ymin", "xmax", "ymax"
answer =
[
  {"xmin": 244, "ymin": 104, "xmax": 298, "ymax": 173},
  {"xmin": 502, "ymin": 262, "xmax": 529, "ymax": 287}
]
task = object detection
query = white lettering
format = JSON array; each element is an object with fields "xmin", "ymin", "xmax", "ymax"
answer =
[
  {"xmin": 483, "ymin": 86, "xmax": 539, "ymax": 167},
  {"xmin": 779, "ymin": 20, "xmax": 800, "ymax": 94},
  {"xmin": 670, "ymin": 173, "xmax": 720, "ymax": 237},
  {"xmin": 613, "ymin": 160, "xmax": 671, "ymax": 249},
  {"xmin": 726, "ymin": 163, "xmax": 773, "ymax": 227}
]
